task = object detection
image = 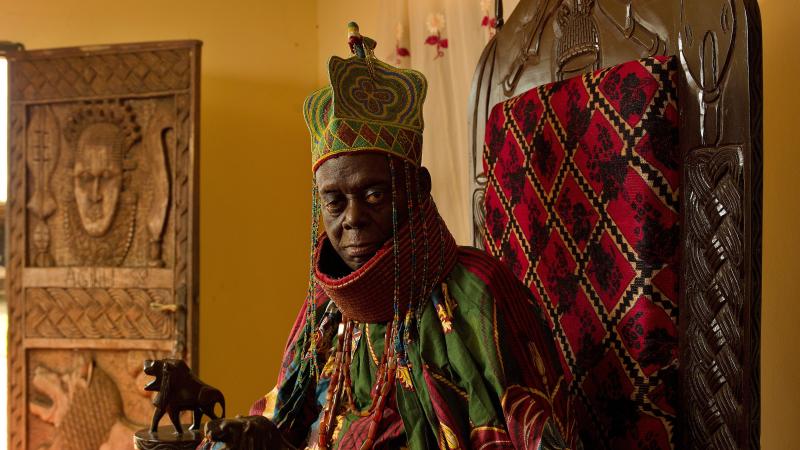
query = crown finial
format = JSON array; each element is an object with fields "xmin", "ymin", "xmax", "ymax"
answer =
[{"xmin": 347, "ymin": 21, "xmax": 376, "ymax": 58}]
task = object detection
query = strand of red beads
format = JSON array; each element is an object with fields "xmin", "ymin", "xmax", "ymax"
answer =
[
  {"xmin": 341, "ymin": 322, "xmax": 357, "ymax": 411},
  {"xmin": 369, "ymin": 324, "xmax": 393, "ymax": 408},
  {"xmin": 360, "ymin": 327, "xmax": 397, "ymax": 450},
  {"xmin": 317, "ymin": 320, "xmax": 354, "ymax": 449},
  {"xmin": 320, "ymin": 319, "xmax": 398, "ymax": 449}
]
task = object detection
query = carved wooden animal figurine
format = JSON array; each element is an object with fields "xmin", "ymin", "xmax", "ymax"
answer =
[
  {"xmin": 143, "ymin": 359, "xmax": 225, "ymax": 434},
  {"xmin": 202, "ymin": 415, "xmax": 284, "ymax": 450}
]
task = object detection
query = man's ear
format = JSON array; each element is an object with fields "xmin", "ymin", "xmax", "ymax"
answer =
[{"xmin": 418, "ymin": 167, "xmax": 432, "ymax": 197}]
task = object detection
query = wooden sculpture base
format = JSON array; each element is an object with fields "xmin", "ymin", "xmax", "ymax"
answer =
[{"xmin": 134, "ymin": 426, "xmax": 204, "ymax": 450}]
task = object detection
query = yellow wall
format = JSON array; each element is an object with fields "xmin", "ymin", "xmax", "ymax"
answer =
[
  {"xmin": 1, "ymin": 0, "xmax": 320, "ymax": 416},
  {"xmin": 760, "ymin": 1, "xmax": 800, "ymax": 448}
]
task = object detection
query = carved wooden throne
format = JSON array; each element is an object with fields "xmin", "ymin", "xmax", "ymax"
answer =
[{"xmin": 469, "ymin": 0, "xmax": 761, "ymax": 449}]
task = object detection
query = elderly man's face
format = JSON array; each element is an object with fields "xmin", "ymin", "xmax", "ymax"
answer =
[{"xmin": 315, "ymin": 153, "xmax": 430, "ymax": 271}]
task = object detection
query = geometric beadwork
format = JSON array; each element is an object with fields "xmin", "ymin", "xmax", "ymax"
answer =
[
  {"xmin": 483, "ymin": 56, "xmax": 680, "ymax": 449},
  {"xmin": 305, "ymin": 54, "xmax": 427, "ymax": 171}
]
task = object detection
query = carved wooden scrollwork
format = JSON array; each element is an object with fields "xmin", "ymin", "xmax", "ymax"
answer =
[
  {"xmin": 499, "ymin": 0, "xmax": 667, "ymax": 96},
  {"xmin": 680, "ymin": 0, "xmax": 737, "ymax": 146},
  {"xmin": 596, "ymin": 0, "xmax": 667, "ymax": 57},
  {"xmin": 501, "ymin": 0, "xmax": 562, "ymax": 96}
]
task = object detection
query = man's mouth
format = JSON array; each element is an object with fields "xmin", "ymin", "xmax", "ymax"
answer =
[{"xmin": 343, "ymin": 243, "xmax": 380, "ymax": 259}]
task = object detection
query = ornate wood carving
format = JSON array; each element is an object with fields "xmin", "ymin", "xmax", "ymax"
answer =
[
  {"xmin": 25, "ymin": 288, "xmax": 174, "ymax": 340},
  {"xmin": 10, "ymin": 48, "xmax": 191, "ymax": 101},
  {"xmin": 469, "ymin": 1, "xmax": 762, "ymax": 448},
  {"xmin": 27, "ymin": 349, "xmax": 169, "ymax": 450},
  {"xmin": 684, "ymin": 146, "xmax": 744, "ymax": 448},
  {"xmin": 8, "ymin": 102, "xmax": 27, "ymax": 450},
  {"xmin": 678, "ymin": 0, "xmax": 762, "ymax": 448},
  {"xmin": 26, "ymin": 106, "xmax": 59, "ymax": 267},
  {"xmin": 173, "ymin": 92, "xmax": 195, "ymax": 359},
  {"xmin": 554, "ymin": 0, "xmax": 602, "ymax": 79},
  {"xmin": 7, "ymin": 41, "xmax": 201, "ymax": 450}
]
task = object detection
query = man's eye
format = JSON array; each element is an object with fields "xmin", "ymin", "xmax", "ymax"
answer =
[
  {"xmin": 365, "ymin": 191, "xmax": 384, "ymax": 204},
  {"xmin": 324, "ymin": 199, "xmax": 343, "ymax": 213}
]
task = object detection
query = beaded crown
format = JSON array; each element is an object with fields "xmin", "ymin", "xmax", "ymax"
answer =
[{"xmin": 304, "ymin": 23, "xmax": 428, "ymax": 171}]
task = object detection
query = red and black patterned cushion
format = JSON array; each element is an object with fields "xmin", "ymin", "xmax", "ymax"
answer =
[{"xmin": 483, "ymin": 56, "xmax": 680, "ymax": 449}]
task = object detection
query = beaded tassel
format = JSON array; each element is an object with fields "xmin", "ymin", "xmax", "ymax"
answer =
[
  {"xmin": 300, "ymin": 181, "xmax": 322, "ymax": 384},
  {"xmin": 415, "ymin": 170, "xmax": 430, "ymax": 328},
  {"xmin": 433, "ymin": 200, "xmax": 446, "ymax": 289},
  {"xmin": 317, "ymin": 320, "xmax": 354, "ymax": 449},
  {"xmin": 341, "ymin": 322, "xmax": 357, "ymax": 411},
  {"xmin": 402, "ymin": 161, "xmax": 417, "ymax": 347},
  {"xmin": 388, "ymin": 156, "xmax": 401, "ymax": 355}
]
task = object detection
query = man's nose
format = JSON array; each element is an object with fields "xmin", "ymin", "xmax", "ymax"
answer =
[{"xmin": 341, "ymin": 199, "xmax": 367, "ymax": 230}]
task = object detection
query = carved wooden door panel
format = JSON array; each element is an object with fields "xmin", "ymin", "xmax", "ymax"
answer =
[{"xmin": 6, "ymin": 41, "xmax": 201, "ymax": 450}]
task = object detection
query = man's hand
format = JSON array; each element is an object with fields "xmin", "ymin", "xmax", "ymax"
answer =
[{"xmin": 203, "ymin": 415, "xmax": 294, "ymax": 450}]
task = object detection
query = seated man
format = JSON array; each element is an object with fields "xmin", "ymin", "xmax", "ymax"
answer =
[{"xmin": 200, "ymin": 24, "xmax": 577, "ymax": 450}]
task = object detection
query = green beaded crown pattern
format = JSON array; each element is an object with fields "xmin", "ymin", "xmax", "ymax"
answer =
[{"xmin": 305, "ymin": 25, "xmax": 428, "ymax": 171}]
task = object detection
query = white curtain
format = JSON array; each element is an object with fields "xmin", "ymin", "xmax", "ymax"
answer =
[{"xmin": 374, "ymin": 0, "xmax": 518, "ymax": 245}]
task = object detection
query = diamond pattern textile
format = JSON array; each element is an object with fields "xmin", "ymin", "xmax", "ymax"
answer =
[{"xmin": 483, "ymin": 56, "xmax": 680, "ymax": 449}]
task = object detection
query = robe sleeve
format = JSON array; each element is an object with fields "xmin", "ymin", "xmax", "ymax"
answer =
[{"xmin": 408, "ymin": 248, "xmax": 578, "ymax": 450}]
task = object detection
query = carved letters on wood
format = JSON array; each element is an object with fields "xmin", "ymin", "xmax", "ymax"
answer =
[{"xmin": 7, "ymin": 41, "xmax": 201, "ymax": 450}]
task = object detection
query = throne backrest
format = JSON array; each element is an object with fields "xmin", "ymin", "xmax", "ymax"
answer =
[{"xmin": 468, "ymin": 1, "xmax": 762, "ymax": 449}]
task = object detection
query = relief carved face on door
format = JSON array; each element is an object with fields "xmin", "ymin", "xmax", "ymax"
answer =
[
  {"xmin": 61, "ymin": 100, "xmax": 142, "ymax": 266},
  {"xmin": 73, "ymin": 122, "xmax": 124, "ymax": 236}
]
